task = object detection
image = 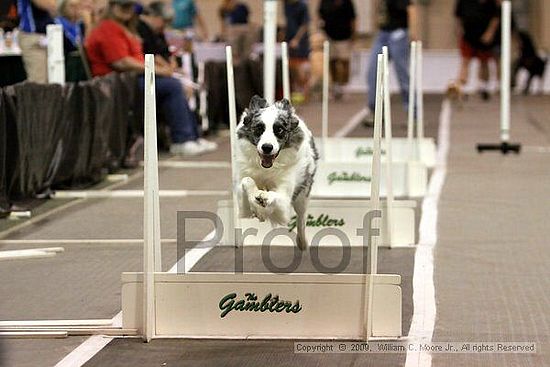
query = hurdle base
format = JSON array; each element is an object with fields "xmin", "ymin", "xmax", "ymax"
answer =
[
  {"xmin": 122, "ymin": 272, "xmax": 402, "ymax": 340},
  {"xmin": 476, "ymin": 142, "xmax": 521, "ymax": 154}
]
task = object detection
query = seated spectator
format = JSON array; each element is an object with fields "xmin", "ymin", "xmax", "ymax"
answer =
[
  {"xmin": 138, "ymin": 2, "xmax": 199, "ymax": 111},
  {"xmin": 55, "ymin": 0, "xmax": 92, "ymax": 82},
  {"xmin": 219, "ymin": 0, "xmax": 253, "ymax": 63},
  {"xmin": 85, "ymin": 0, "xmax": 216, "ymax": 156},
  {"xmin": 137, "ymin": 2, "xmax": 177, "ymax": 72}
]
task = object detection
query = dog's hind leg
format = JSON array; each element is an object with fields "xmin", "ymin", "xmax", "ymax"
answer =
[{"xmin": 293, "ymin": 193, "xmax": 308, "ymax": 251}]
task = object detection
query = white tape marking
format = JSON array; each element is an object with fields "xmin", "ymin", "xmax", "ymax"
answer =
[{"xmin": 405, "ymin": 99, "xmax": 451, "ymax": 367}]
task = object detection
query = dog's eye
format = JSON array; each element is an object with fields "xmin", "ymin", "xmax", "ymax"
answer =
[
  {"xmin": 254, "ymin": 124, "xmax": 265, "ymax": 135},
  {"xmin": 273, "ymin": 125, "xmax": 284, "ymax": 136}
]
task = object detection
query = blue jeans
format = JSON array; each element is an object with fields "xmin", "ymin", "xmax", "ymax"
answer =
[
  {"xmin": 367, "ymin": 29, "xmax": 410, "ymax": 111},
  {"xmin": 138, "ymin": 75, "xmax": 199, "ymax": 144}
]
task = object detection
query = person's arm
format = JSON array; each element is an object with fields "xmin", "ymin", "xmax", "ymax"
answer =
[
  {"xmin": 349, "ymin": 0, "xmax": 357, "ymax": 41},
  {"xmin": 32, "ymin": 0, "xmax": 56, "ymax": 14},
  {"xmin": 289, "ymin": 6, "xmax": 310, "ymax": 49},
  {"xmin": 481, "ymin": 17, "xmax": 499, "ymax": 45},
  {"xmin": 112, "ymin": 56, "xmax": 173, "ymax": 76},
  {"xmin": 195, "ymin": 13, "xmax": 209, "ymax": 41},
  {"xmin": 454, "ymin": 0, "xmax": 464, "ymax": 41},
  {"xmin": 111, "ymin": 57, "xmax": 146, "ymax": 73},
  {"xmin": 290, "ymin": 24, "xmax": 307, "ymax": 49},
  {"xmin": 219, "ymin": 7, "xmax": 227, "ymax": 41},
  {"xmin": 407, "ymin": 3, "xmax": 419, "ymax": 42}
]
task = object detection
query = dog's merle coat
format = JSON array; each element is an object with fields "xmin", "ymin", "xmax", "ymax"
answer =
[{"xmin": 236, "ymin": 95, "xmax": 318, "ymax": 250}]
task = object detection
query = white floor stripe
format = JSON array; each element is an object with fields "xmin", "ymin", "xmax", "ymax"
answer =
[
  {"xmin": 52, "ymin": 190, "xmax": 229, "ymax": 199},
  {"xmin": 0, "ymin": 239, "xmax": 176, "ymax": 245},
  {"xmin": 145, "ymin": 161, "xmax": 231, "ymax": 169},
  {"xmin": 55, "ymin": 230, "xmax": 216, "ymax": 367},
  {"xmin": 405, "ymin": 99, "xmax": 451, "ymax": 367},
  {"xmin": 334, "ymin": 108, "xmax": 368, "ymax": 138}
]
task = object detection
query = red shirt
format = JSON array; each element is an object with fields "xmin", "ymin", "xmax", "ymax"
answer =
[{"xmin": 85, "ymin": 19, "xmax": 145, "ymax": 76}]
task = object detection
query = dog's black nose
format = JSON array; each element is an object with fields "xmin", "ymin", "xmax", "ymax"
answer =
[{"xmin": 261, "ymin": 143, "xmax": 274, "ymax": 154}]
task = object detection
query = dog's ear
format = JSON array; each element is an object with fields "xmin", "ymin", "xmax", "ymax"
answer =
[
  {"xmin": 240, "ymin": 109, "xmax": 252, "ymax": 126},
  {"xmin": 249, "ymin": 95, "xmax": 268, "ymax": 110},
  {"xmin": 278, "ymin": 98, "xmax": 294, "ymax": 113},
  {"xmin": 289, "ymin": 115, "xmax": 299, "ymax": 130}
]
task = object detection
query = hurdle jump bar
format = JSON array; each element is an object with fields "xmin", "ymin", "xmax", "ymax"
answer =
[{"xmin": 52, "ymin": 190, "xmax": 229, "ymax": 199}]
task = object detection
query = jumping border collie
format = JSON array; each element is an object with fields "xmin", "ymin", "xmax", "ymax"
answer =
[{"xmin": 236, "ymin": 95, "xmax": 318, "ymax": 250}]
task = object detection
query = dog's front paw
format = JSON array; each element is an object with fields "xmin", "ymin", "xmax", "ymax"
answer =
[
  {"xmin": 249, "ymin": 191, "xmax": 276, "ymax": 222},
  {"xmin": 254, "ymin": 190, "xmax": 275, "ymax": 208}
]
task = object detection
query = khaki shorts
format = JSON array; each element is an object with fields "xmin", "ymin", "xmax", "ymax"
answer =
[
  {"xmin": 329, "ymin": 40, "xmax": 352, "ymax": 60},
  {"xmin": 19, "ymin": 32, "xmax": 48, "ymax": 83}
]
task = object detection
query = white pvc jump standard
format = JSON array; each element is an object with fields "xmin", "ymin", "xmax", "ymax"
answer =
[
  {"xmin": 121, "ymin": 50, "xmax": 402, "ymax": 341},
  {"xmin": 263, "ymin": 0, "xmax": 277, "ymax": 104},
  {"xmin": 476, "ymin": 0, "xmax": 521, "ymax": 154},
  {"xmin": 46, "ymin": 24, "xmax": 65, "ymax": 85}
]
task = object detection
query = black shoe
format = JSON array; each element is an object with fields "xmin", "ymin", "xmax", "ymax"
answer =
[{"xmin": 480, "ymin": 90, "xmax": 490, "ymax": 101}]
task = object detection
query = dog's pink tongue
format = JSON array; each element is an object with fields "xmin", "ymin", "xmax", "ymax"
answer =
[{"xmin": 261, "ymin": 155, "xmax": 275, "ymax": 168}]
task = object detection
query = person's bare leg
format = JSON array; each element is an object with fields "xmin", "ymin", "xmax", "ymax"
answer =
[
  {"xmin": 459, "ymin": 57, "xmax": 471, "ymax": 86},
  {"xmin": 479, "ymin": 59, "xmax": 490, "ymax": 100}
]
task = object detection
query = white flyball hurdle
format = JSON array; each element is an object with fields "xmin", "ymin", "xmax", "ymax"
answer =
[
  {"xmin": 307, "ymin": 41, "xmax": 429, "ymax": 199},
  {"xmin": 316, "ymin": 40, "xmax": 435, "ymax": 167},
  {"xmin": 121, "ymin": 50, "xmax": 402, "ymax": 341}
]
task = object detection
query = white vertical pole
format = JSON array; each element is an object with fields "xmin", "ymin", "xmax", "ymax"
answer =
[
  {"xmin": 143, "ymin": 54, "xmax": 160, "ymax": 342},
  {"xmin": 263, "ymin": 0, "xmax": 277, "ymax": 103},
  {"xmin": 365, "ymin": 53, "xmax": 383, "ymax": 340},
  {"xmin": 46, "ymin": 24, "xmax": 65, "ymax": 85},
  {"xmin": 281, "ymin": 42, "xmax": 291, "ymax": 100},
  {"xmin": 416, "ymin": 41, "xmax": 424, "ymax": 139},
  {"xmin": 382, "ymin": 47, "xmax": 394, "ymax": 248},
  {"xmin": 198, "ymin": 62, "xmax": 209, "ymax": 132},
  {"xmin": 322, "ymin": 40, "xmax": 330, "ymax": 161},
  {"xmin": 407, "ymin": 41, "xmax": 417, "ymax": 142},
  {"xmin": 501, "ymin": 1, "xmax": 511, "ymax": 142},
  {"xmin": 226, "ymin": 46, "xmax": 241, "ymax": 243}
]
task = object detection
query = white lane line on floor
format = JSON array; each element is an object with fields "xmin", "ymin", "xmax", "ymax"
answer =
[
  {"xmin": 55, "ymin": 230, "xmax": 216, "ymax": 367},
  {"xmin": 334, "ymin": 107, "xmax": 367, "ymax": 137},
  {"xmin": 405, "ymin": 99, "xmax": 451, "ymax": 367},
  {"xmin": 0, "ymin": 239, "xmax": 176, "ymax": 245},
  {"xmin": 144, "ymin": 161, "xmax": 231, "ymax": 169}
]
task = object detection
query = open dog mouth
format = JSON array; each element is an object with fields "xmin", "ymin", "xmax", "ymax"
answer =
[{"xmin": 259, "ymin": 153, "xmax": 279, "ymax": 168}]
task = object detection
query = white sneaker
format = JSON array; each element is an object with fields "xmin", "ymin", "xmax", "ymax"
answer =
[
  {"xmin": 170, "ymin": 141, "xmax": 208, "ymax": 156},
  {"xmin": 197, "ymin": 138, "xmax": 218, "ymax": 152}
]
